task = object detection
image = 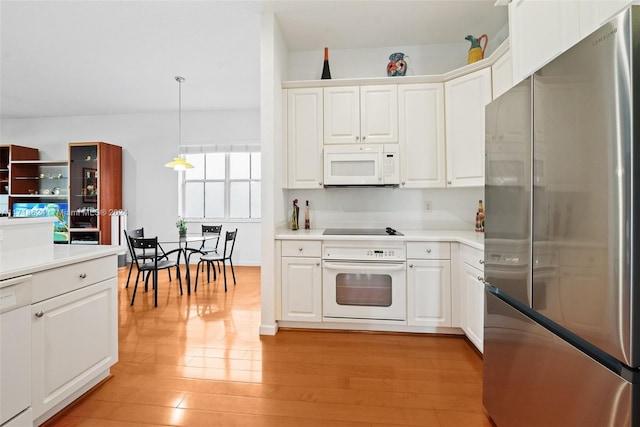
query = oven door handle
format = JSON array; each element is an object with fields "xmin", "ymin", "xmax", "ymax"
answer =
[{"xmin": 323, "ymin": 261, "xmax": 406, "ymax": 271}]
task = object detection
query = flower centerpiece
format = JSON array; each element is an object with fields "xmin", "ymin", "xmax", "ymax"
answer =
[{"xmin": 176, "ymin": 217, "xmax": 187, "ymax": 237}]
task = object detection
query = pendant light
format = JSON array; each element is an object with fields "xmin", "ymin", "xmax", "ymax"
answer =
[{"xmin": 165, "ymin": 76, "xmax": 194, "ymax": 170}]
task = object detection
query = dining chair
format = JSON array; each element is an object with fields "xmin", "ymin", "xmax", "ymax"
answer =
[
  {"xmin": 186, "ymin": 224, "xmax": 222, "ymax": 275},
  {"xmin": 129, "ymin": 236, "xmax": 183, "ymax": 307},
  {"xmin": 194, "ymin": 229, "xmax": 237, "ymax": 292},
  {"xmin": 124, "ymin": 228, "xmax": 172, "ymax": 288}
]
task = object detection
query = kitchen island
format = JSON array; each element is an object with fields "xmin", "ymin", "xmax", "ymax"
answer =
[
  {"xmin": 0, "ymin": 217, "xmax": 120, "ymax": 427},
  {"xmin": 274, "ymin": 227, "xmax": 485, "ymax": 351}
]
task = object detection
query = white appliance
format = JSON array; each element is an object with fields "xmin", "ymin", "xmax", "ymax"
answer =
[
  {"xmin": 323, "ymin": 144, "xmax": 399, "ymax": 187},
  {"xmin": 0, "ymin": 275, "xmax": 33, "ymax": 427},
  {"xmin": 322, "ymin": 241, "xmax": 406, "ymax": 322}
]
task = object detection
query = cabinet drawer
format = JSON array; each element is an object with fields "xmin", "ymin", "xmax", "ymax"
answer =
[
  {"xmin": 406, "ymin": 242, "xmax": 450, "ymax": 259},
  {"xmin": 32, "ymin": 255, "xmax": 117, "ymax": 303},
  {"xmin": 282, "ymin": 240, "xmax": 322, "ymax": 257},
  {"xmin": 461, "ymin": 244, "xmax": 484, "ymax": 271}
]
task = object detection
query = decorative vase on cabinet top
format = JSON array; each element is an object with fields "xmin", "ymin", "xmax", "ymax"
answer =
[
  {"xmin": 466, "ymin": 34, "xmax": 488, "ymax": 64},
  {"xmin": 387, "ymin": 52, "xmax": 407, "ymax": 76}
]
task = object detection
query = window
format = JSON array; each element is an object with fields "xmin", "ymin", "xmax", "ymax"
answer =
[{"xmin": 180, "ymin": 152, "xmax": 261, "ymax": 220}]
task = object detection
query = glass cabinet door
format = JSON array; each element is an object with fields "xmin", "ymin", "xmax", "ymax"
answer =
[{"xmin": 69, "ymin": 144, "xmax": 99, "ymax": 243}]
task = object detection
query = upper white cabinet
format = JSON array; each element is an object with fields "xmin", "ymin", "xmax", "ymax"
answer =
[
  {"xmin": 492, "ymin": 49, "xmax": 513, "ymax": 100},
  {"xmin": 398, "ymin": 83, "xmax": 446, "ymax": 188},
  {"xmin": 510, "ymin": 0, "xmax": 580, "ymax": 84},
  {"xmin": 324, "ymin": 85, "xmax": 398, "ymax": 144},
  {"xmin": 510, "ymin": 0, "xmax": 633, "ymax": 84},
  {"xmin": 444, "ymin": 68, "xmax": 492, "ymax": 187},
  {"xmin": 286, "ymin": 88, "xmax": 324, "ymax": 188}
]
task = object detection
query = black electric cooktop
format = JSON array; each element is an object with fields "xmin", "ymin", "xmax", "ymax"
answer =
[{"xmin": 323, "ymin": 227, "xmax": 403, "ymax": 236}]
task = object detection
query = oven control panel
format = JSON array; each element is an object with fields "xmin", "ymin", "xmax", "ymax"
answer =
[{"xmin": 323, "ymin": 244, "xmax": 406, "ymax": 261}]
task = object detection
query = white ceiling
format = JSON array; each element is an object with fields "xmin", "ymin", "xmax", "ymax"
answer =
[{"xmin": 0, "ymin": 0, "xmax": 507, "ymax": 119}]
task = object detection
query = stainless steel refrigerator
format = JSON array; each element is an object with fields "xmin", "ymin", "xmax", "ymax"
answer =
[{"xmin": 483, "ymin": 6, "xmax": 640, "ymax": 426}]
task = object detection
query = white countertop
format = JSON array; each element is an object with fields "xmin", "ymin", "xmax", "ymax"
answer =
[
  {"xmin": 0, "ymin": 244, "xmax": 122, "ymax": 281},
  {"xmin": 275, "ymin": 228, "xmax": 484, "ymax": 250}
]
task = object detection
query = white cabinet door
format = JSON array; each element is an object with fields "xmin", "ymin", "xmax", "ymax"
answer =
[
  {"xmin": 360, "ymin": 85, "xmax": 398, "ymax": 144},
  {"xmin": 398, "ymin": 83, "xmax": 446, "ymax": 188},
  {"xmin": 445, "ymin": 68, "xmax": 492, "ymax": 187},
  {"xmin": 491, "ymin": 49, "xmax": 513, "ymax": 100},
  {"xmin": 460, "ymin": 263, "xmax": 484, "ymax": 353},
  {"xmin": 407, "ymin": 260, "xmax": 451, "ymax": 327},
  {"xmin": 31, "ymin": 278, "xmax": 118, "ymax": 419},
  {"xmin": 281, "ymin": 257, "xmax": 322, "ymax": 322},
  {"xmin": 324, "ymin": 85, "xmax": 398, "ymax": 144},
  {"xmin": 324, "ymin": 86, "xmax": 360, "ymax": 144},
  {"xmin": 286, "ymin": 88, "xmax": 324, "ymax": 188},
  {"xmin": 510, "ymin": 0, "xmax": 580, "ymax": 83}
]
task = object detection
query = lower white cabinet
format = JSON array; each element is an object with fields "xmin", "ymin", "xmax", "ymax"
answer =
[
  {"xmin": 31, "ymin": 277, "xmax": 118, "ymax": 419},
  {"xmin": 407, "ymin": 260, "xmax": 451, "ymax": 327},
  {"xmin": 459, "ymin": 245, "xmax": 485, "ymax": 353},
  {"xmin": 406, "ymin": 242, "xmax": 451, "ymax": 328},
  {"xmin": 281, "ymin": 241, "xmax": 322, "ymax": 322}
]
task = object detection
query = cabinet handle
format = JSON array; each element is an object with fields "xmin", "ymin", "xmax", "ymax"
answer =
[
  {"xmin": 426, "ymin": 248, "xmax": 432, "ymax": 253},
  {"xmin": 319, "ymin": 182, "xmax": 323, "ymax": 186},
  {"xmin": 298, "ymin": 247, "xmax": 303, "ymax": 252},
  {"xmin": 355, "ymin": 136, "xmax": 360, "ymax": 141},
  {"xmin": 479, "ymin": 260, "xmax": 484, "ymax": 265},
  {"xmin": 401, "ymin": 181, "xmax": 405, "ymax": 185},
  {"xmin": 447, "ymin": 180, "xmax": 452, "ymax": 185},
  {"xmin": 79, "ymin": 273, "xmax": 87, "ymax": 278},
  {"xmin": 316, "ymin": 261, "xmax": 320, "ymax": 266},
  {"xmin": 477, "ymin": 276, "xmax": 484, "ymax": 282},
  {"xmin": 362, "ymin": 136, "xmax": 366, "ymax": 141},
  {"xmin": 409, "ymin": 264, "xmax": 414, "ymax": 268},
  {"xmin": 35, "ymin": 311, "xmax": 44, "ymax": 318}
]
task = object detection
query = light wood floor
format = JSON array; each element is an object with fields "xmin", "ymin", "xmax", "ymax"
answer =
[{"xmin": 44, "ymin": 264, "xmax": 492, "ymax": 427}]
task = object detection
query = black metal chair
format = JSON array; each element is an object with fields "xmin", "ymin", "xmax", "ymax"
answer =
[
  {"xmin": 186, "ymin": 224, "xmax": 222, "ymax": 276},
  {"xmin": 129, "ymin": 236, "xmax": 183, "ymax": 307},
  {"xmin": 124, "ymin": 228, "xmax": 171, "ymax": 288},
  {"xmin": 194, "ymin": 229, "xmax": 237, "ymax": 292}
]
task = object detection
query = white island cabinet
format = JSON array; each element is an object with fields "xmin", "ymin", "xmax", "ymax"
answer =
[
  {"xmin": 1, "ymin": 216, "xmax": 120, "ymax": 427},
  {"xmin": 30, "ymin": 256, "xmax": 118, "ymax": 425}
]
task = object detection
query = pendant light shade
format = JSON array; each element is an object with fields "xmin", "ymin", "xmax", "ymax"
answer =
[{"xmin": 165, "ymin": 76, "xmax": 194, "ymax": 170}]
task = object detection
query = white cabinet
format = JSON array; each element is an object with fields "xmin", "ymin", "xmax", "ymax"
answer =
[
  {"xmin": 509, "ymin": 0, "xmax": 580, "ymax": 84},
  {"xmin": 407, "ymin": 242, "xmax": 451, "ymax": 327},
  {"xmin": 444, "ymin": 68, "xmax": 492, "ymax": 187},
  {"xmin": 510, "ymin": 0, "xmax": 632, "ymax": 85},
  {"xmin": 459, "ymin": 245, "xmax": 485, "ymax": 353},
  {"xmin": 31, "ymin": 277, "xmax": 118, "ymax": 420},
  {"xmin": 398, "ymin": 83, "xmax": 446, "ymax": 188},
  {"xmin": 281, "ymin": 241, "xmax": 322, "ymax": 322},
  {"xmin": 286, "ymin": 88, "xmax": 324, "ymax": 188},
  {"xmin": 324, "ymin": 85, "xmax": 398, "ymax": 144},
  {"xmin": 491, "ymin": 48, "xmax": 513, "ymax": 100}
]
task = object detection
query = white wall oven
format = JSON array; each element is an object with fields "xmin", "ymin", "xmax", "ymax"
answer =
[{"xmin": 322, "ymin": 241, "xmax": 406, "ymax": 322}]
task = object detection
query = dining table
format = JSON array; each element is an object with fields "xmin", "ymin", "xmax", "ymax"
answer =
[{"xmin": 159, "ymin": 234, "xmax": 218, "ymax": 294}]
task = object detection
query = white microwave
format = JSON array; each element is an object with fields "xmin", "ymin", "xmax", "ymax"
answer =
[{"xmin": 323, "ymin": 144, "xmax": 400, "ymax": 187}]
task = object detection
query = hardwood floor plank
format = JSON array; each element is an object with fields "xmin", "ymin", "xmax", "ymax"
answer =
[{"xmin": 44, "ymin": 265, "xmax": 492, "ymax": 427}]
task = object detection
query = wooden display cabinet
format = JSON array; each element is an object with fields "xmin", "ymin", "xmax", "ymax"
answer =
[{"xmin": 68, "ymin": 142, "xmax": 122, "ymax": 245}]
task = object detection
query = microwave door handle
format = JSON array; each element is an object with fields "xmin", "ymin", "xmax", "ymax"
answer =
[{"xmin": 323, "ymin": 262, "xmax": 405, "ymax": 271}]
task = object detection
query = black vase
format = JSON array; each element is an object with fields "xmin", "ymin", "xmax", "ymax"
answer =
[{"xmin": 321, "ymin": 47, "xmax": 331, "ymax": 80}]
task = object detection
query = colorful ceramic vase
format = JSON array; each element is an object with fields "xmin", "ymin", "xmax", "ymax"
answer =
[
  {"xmin": 387, "ymin": 52, "xmax": 407, "ymax": 77},
  {"xmin": 466, "ymin": 34, "xmax": 488, "ymax": 64}
]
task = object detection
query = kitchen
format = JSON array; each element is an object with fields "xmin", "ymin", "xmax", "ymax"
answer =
[{"xmin": 2, "ymin": 1, "xmax": 637, "ymax": 426}]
